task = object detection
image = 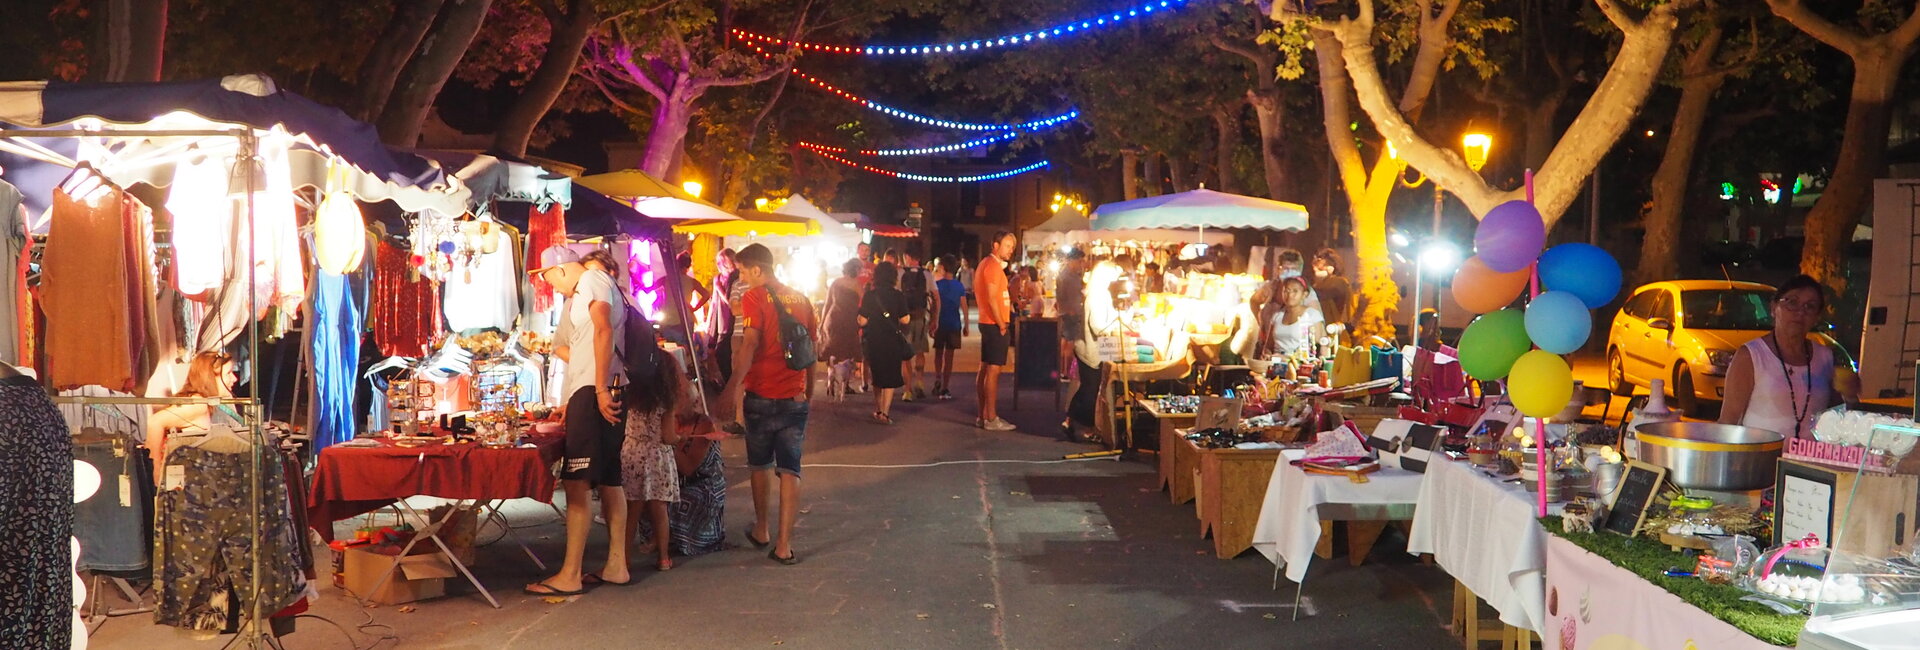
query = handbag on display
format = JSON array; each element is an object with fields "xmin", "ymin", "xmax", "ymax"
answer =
[
  {"xmin": 1369, "ymin": 345, "xmax": 1403, "ymax": 381},
  {"xmin": 1330, "ymin": 345, "xmax": 1372, "ymax": 388},
  {"xmin": 1410, "ymin": 345, "xmax": 1469, "ymax": 406}
]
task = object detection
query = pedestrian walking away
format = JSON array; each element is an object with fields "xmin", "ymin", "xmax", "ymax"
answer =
[{"xmin": 723, "ymin": 243, "xmax": 818, "ymax": 565}]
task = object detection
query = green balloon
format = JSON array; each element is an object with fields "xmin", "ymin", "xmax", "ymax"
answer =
[{"xmin": 1457, "ymin": 309, "xmax": 1532, "ymax": 380}]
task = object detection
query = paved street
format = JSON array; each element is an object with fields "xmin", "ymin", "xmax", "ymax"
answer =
[{"xmin": 87, "ymin": 342, "xmax": 1462, "ymax": 649}]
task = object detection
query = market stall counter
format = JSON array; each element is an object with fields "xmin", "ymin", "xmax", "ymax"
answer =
[
  {"xmin": 1188, "ymin": 434, "xmax": 1286, "ymax": 559},
  {"xmin": 1252, "ymin": 453, "xmax": 1422, "ymax": 585},
  {"xmin": 1544, "ymin": 529, "xmax": 1794, "ymax": 649},
  {"xmin": 1408, "ymin": 451, "xmax": 1563, "ymax": 635},
  {"xmin": 309, "ymin": 437, "xmax": 558, "ymax": 608}
]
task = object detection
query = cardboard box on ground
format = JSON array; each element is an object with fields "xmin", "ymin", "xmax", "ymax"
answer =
[{"xmin": 342, "ymin": 545, "xmax": 457, "ymax": 605}]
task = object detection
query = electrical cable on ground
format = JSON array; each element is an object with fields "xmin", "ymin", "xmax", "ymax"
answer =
[{"xmin": 735, "ymin": 455, "xmax": 1121, "ymax": 470}]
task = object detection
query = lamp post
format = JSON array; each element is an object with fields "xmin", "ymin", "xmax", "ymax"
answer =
[{"xmin": 681, "ymin": 180, "xmax": 704, "ymax": 199}]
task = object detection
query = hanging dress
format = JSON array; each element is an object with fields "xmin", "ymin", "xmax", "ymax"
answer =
[{"xmin": 0, "ymin": 372, "xmax": 74, "ymax": 648}]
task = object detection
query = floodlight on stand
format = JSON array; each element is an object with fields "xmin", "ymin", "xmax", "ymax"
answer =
[{"xmin": 1419, "ymin": 240, "xmax": 1460, "ymax": 275}]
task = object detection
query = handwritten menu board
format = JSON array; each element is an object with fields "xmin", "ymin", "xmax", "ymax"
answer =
[
  {"xmin": 1777, "ymin": 467, "xmax": 1836, "ymax": 546},
  {"xmin": 1603, "ymin": 460, "xmax": 1667, "ymax": 536}
]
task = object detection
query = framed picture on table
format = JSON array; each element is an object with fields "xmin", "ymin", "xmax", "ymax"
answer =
[{"xmin": 1195, "ymin": 395, "xmax": 1243, "ymax": 432}]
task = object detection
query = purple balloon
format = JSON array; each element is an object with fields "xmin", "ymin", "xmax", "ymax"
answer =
[{"xmin": 1475, "ymin": 200, "xmax": 1546, "ymax": 273}]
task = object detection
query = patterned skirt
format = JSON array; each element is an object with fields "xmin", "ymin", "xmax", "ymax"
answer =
[{"xmin": 638, "ymin": 445, "xmax": 727, "ymax": 557}]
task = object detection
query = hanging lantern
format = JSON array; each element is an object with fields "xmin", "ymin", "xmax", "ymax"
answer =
[{"xmin": 314, "ymin": 163, "xmax": 367, "ymax": 273}]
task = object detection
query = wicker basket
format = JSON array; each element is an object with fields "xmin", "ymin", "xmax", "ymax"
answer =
[{"xmin": 1249, "ymin": 425, "xmax": 1305, "ymax": 443}]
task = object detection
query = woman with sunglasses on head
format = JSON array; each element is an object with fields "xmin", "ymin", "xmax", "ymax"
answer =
[{"xmin": 1720, "ymin": 275, "xmax": 1858, "ymax": 439}]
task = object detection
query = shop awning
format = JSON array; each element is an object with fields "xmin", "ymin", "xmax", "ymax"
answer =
[
  {"xmin": 0, "ymin": 75, "xmax": 471, "ymax": 218},
  {"xmin": 1091, "ymin": 188, "xmax": 1309, "ymax": 232},
  {"xmin": 575, "ymin": 169, "xmax": 738, "ymax": 222},
  {"xmin": 408, "ymin": 150, "xmax": 669, "ymax": 240}
]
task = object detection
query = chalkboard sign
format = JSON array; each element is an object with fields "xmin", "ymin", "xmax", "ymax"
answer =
[{"xmin": 1603, "ymin": 460, "xmax": 1668, "ymax": 536}]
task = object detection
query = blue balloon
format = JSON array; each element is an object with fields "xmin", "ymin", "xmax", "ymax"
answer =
[
  {"xmin": 1525, "ymin": 291, "xmax": 1592, "ymax": 354},
  {"xmin": 1475, "ymin": 201, "xmax": 1546, "ymax": 273},
  {"xmin": 1539, "ymin": 243, "xmax": 1623, "ymax": 308}
]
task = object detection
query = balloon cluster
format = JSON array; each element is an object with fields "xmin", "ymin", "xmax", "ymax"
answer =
[{"xmin": 1451, "ymin": 200, "xmax": 1622, "ymax": 418}]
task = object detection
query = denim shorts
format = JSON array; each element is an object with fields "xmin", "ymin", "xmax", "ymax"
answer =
[{"xmin": 743, "ymin": 394, "xmax": 810, "ymax": 477}]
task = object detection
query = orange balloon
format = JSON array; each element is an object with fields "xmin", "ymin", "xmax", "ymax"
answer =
[{"xmin": 1451, "ymin": 255, "xmax": 1530, "ymax": 314}]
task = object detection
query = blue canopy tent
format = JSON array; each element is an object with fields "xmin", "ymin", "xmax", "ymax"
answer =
[{"xmin": 0, "ymin": 75, "xmax": 471, "ymax": 224}]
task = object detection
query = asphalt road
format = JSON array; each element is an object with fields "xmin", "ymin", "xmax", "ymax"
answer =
[{"xmin": 87, "ymin": 352, "xmax": 1467, "ymax": 649}]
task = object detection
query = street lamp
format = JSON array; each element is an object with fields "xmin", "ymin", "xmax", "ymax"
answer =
[
  {"xmin": 681, "ymin": 180, "xmax": 704, "ymax": 198},
  {"xmin": 1461, "ymin": 133, "xmax": 1492, "ymax": 172}
]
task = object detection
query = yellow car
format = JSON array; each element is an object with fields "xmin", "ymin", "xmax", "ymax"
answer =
[{"xmin": 1606, "ymin": 280, "xmax": 1842, "ymax": 414}]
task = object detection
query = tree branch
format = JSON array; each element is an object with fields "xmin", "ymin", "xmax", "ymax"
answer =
[
  {"xmin": 1210, "ymin": 35, "xmax": 1276, "ymax": 70},
  {"xmin": 1765, "ymin": 0, "xmax": 1866, "ymax": 56},
  {"xmin": 1593, "ymin": 0, "xmax": 1639, "ymax": 32}
]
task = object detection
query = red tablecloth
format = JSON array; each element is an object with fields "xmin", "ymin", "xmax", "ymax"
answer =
[{"xmin": 309, "ymin": 440, "xmax": 557, "ymax": 541}]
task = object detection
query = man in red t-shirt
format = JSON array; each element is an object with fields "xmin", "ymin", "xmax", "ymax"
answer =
[
  {"xmin": 972, "ymin": 231, "xmax": 1018, "ymax": 431},
  {"xmin": 723, "ymin": 244, "xmax": 817, "ymax": 564}
]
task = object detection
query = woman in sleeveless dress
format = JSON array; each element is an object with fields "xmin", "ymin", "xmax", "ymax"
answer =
[
  {"xmin": 1720, "ymin": 275, "xmax": 1858, "ymax": 439},
  {"xmin": 822, "ymin": 258, "xmax": 865, "ymax": 399}
]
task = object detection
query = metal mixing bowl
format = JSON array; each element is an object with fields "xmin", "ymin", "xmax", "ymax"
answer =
[{"xmin": 1631, "ymin": 422, "xmax": 1785, "ymax": 491}]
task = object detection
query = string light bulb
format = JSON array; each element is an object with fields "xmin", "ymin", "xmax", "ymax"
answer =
[
  {"xmin": 803, "ymin": 147, "xmax": 1049, "ymax": 183},
  {"xmin": 729, "ymin": 0, "xmax": 1192, "ymax": 57}
]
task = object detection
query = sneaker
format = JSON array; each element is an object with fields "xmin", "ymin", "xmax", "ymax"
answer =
[
  {"xmin": 985, "ymin": 418, "xmax": 1017, "ymax": 432},
  {"xmin": 938, "ymin": 390, "xmax": 954, "ymax": 401},
  {"xmin": 901, "ymin": 391, "xmax": 916, "ymax": 403}
]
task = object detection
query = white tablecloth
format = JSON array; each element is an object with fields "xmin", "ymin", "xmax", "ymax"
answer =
[
  {"xmin": 1251, "ymin": 457, "xmax": 1425, "ymax": 583},
  {"xmin": 1407, "ymin": 457, "xmax": 1561, "ymax": 633}
]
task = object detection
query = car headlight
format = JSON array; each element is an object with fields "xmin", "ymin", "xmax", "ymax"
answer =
[{"xmin": 1706, "ymin": 349, "xmax": 1734, "ymax": 368}]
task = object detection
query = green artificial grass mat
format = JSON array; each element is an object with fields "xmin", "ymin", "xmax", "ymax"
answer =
[{"xmin": 1542, "ymin": 517, "xmax": 1806, "ymax": 646}]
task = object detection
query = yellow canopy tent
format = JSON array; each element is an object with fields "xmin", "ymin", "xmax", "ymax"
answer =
[
  {"xmin": 576, "ymin": 169, "xmax": 738, "ymax": 222},
  {"xmin": 674, "ymin": 211, "xmax": 820, "ymax": 237}
]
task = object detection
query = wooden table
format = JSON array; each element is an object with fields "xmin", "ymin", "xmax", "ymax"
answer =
[
  {"xmin": 1148, "ymin": 402, "xmax": 1201, "ymax": 502},
  {"xmin": 1190, "ymin": 437, "xmax": 1284, "ymax": 559}
]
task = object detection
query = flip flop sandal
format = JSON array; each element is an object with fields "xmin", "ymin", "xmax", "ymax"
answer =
[
  {"xmin": 768, "ymin": 548, "xmax": 799, "ymax": 565},
  {"xmin": 522, "ymin": 581, "xmax": 588, "ymax": 597},
  {"xmin": 745, "ymin": 525, "xmax": 771, "ymax": 549},
  {"xmin": 871, "ymin": 412, "xmax": 894, "ymax": 425},
  {"xmin": 582, "ymin": 573, "xmax": 632, "ymax": 587}
]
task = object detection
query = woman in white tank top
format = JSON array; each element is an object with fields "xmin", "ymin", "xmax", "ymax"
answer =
[{"xmin": 1719, "ymin": 277, "xmax": 1856, "ymax": 439}]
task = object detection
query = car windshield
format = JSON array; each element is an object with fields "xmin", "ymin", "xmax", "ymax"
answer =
[{"xmin": 1680, "ymin": 289, "xmax": 1773, "ymax": 331}]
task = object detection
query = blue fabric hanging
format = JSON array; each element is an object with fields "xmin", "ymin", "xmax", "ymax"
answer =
[{"xmin": 306, "ymin": 264, "xmax": 364, "ymax": 450}]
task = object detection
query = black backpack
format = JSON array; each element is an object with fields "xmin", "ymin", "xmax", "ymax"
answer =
[
  {"xmin": 900, "ymin": 266, "xmax": 929, "ymax": 314},
  {"xmin": 765, "ymin": 286, "xmax": 817, "ymax": 370}
]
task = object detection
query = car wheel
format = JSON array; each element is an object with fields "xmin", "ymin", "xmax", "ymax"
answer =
[
  {"xmin": 1673, "ymin": 364, "xmax": 1700, "ymax": 417},
  {"xmin": 1608, "ymin": 348, "xmax": 1632, "ymax": 396}
]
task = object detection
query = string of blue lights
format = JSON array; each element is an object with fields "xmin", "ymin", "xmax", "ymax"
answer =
[{"xmin": 731, "ymin": 0, "xmax": 1194, "ymax": 56}]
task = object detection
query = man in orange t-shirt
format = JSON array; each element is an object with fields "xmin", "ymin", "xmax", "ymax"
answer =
[
  {"xmin": 724, "ymin": 244, "xmax": 817, "ymax": 564},
  {"xmin": 972, "ymin": 231, "xmax": 1018, "ymax": 431}
]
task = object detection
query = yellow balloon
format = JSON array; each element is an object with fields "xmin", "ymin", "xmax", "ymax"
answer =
[{"xmin": 1508, "ymin": 350, "xmax": 1574, "ymax": 418}]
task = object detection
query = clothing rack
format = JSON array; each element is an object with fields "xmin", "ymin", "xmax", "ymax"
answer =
[{"xmin": 4, "ymin": 126, "xmax": 282, "ymax": 647}]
